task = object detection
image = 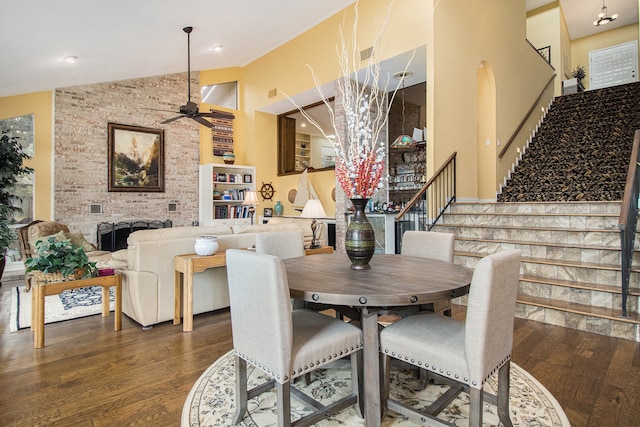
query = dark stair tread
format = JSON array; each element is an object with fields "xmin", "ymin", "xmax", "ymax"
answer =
[
  {"xmin": 519, "ymin": 275, "xmax": 640, "ymax": 296},
  {"xmin": 517, "ymin": 295, "xmax": 640, "ymax": 324}
]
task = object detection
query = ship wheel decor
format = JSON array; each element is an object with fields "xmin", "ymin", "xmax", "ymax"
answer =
[{"xmin": 260, "ymin": 182, "xmax": 275, "ymax": 200}]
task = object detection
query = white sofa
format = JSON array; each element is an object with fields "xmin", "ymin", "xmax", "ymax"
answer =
[{"xmin": 115, "ymin": 220, "xmax": 325, "ymax": 328}]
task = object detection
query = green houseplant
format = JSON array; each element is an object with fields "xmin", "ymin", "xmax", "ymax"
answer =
[
  {"xmin": 25, "ymin": 237, "xmax": 97, "ymax": 282},
  {"xmin": 0, "ymin": 130, "xmax": 33, "ymax": 278}
]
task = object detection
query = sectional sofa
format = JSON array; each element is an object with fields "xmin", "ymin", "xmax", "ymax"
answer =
[{"xmin": 113, "ymin": 219, "xmax": 325, "ymax": 328}]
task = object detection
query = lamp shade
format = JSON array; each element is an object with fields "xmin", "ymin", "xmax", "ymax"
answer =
[
  {"xmin": 242, "ymin": 191, "xmax": 260, "ymax": 206},
  {"xmin": 301, "ymin": 199, "xmax": 326, "ymax": 219},
  {"xmin": 391, "ymin": 134, "xmax": 416, "ymax": 148}
]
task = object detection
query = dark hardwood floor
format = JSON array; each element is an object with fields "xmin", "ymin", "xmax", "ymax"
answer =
[{"xmin": 1, "ymin": 278, "xmax": 638, "ymax": 426}]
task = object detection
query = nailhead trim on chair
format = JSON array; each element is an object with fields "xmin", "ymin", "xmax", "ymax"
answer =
[
  {"xmin": 236, "ymin": 344, "xmax": 363, "ymax": 383},
  {"xmin": 380, "ymin": 346, "xmax": 512, "ymax": 388}
]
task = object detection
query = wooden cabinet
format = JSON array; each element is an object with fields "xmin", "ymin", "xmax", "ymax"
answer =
[{"xmin": 199, "ymin": 163, "xmax": 256, "ymax": 225}]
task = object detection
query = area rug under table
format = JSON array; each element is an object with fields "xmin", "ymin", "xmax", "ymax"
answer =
[
  {"xmin": 183, "ymin": 350, "xmax": 570, "ymax": 427},
  {"xmin": 9, "ymin": 285, "xmax": 115, "ymax": 332}
]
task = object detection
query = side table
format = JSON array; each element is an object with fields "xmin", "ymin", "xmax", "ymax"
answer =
[
  {"xmin": 29, "ymin": 274, "xmax": 122, "ymax": 349},
  {"xmin": 174, "ymin": 251, "xmax": 227, "ymax": 332},
  {"xmin": 304, "ymin": 246, "xmax": 334, "ymax": 256}
]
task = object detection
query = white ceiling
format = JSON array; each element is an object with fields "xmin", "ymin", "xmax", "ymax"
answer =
[
  {"xmin": 0, "ymin": 0, "xmax": 356, "ymax": 98},
  {"xmin": 0, "ymin": 0, "xmax": 637, "ymax": 99},
  {"xmin": 527, "ymin": 0, "xmax": 638, "ymax": 39}
]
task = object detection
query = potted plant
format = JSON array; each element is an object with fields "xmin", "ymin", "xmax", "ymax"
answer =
[
  {"xmin": 0, "ymin": 130, "xmax": 32, "ymax": 280},
  {"xmin": 24, "ymin": 237, "xmax": 97, "ymax": 283},
  {"xmin": 572, "ymin": 65, "xmax": 586, "ymax": 90}
]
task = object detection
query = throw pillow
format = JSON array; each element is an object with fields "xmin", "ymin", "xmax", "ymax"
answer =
[
  {"xmin": 65, "ymin": 232, "xmax": 96, "ymax": 253},
  {"xmin": 29, "ymin": 230, "xmax": 66, "ymax": 251},
  {"xmin": 111, "ymin": 249, "xmax": 128, "ymax": 261}
]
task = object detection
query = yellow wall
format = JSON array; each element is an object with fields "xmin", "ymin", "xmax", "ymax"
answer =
[
  {"xmin": 0, "ymin": 91, "xmax": 53, "ymax": 220},
  {"xmin": 431, "ymin": 0, "xmax": 554, "ymax": 199},
  {"xmin": 571, "ymin": 24, "xmax": 639, "ymax": 90},
  {"xmin": 527, "ymin": 2, "xmax": 565, "ymax": 94},
  {"xmin": 234, "ymin": 0, "xmax": 430, "ymax": 217}
]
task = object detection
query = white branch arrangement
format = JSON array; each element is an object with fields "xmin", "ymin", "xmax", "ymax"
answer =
[{"xmin": 284, "ymin": 0, "xmax": 414, "ymax": 199}]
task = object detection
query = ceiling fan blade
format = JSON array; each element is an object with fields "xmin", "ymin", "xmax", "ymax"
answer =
[
  {"xmin": 192, "ymin": 115, "xmax": 214, "ymax": 128},
  {"xmin": 160, "ymin": 115, "xmax": 185, "ymax": 124}
]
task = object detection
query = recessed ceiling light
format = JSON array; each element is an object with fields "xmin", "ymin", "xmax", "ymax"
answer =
[
  {"xmin": 212, "ymin": 45, "xmax": 223, "ymax": 52},
  {"xmin": 63, "ymin": 56, "xmax": 78, "ymax": 63}
]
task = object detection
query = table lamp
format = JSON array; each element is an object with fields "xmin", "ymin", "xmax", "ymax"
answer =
[
  {"xmin": 242, "ymin": 191, "xmax": 260, "ymax": 225},
  {"xmin": 300, "ymin": 199, "xmax": 326, "ymax": 249}
]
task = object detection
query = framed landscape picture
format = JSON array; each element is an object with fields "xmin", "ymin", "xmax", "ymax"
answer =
[{"xmin": 108, "ymin": 123, "xmax": 164, "ymax": 192}]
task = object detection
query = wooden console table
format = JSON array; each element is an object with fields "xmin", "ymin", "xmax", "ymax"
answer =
[
  {"xmin": 29, "ymin": 274, "xmax": 122, "ymax": 349},
  {"xmin": 174, "ymin": 251, "xmax": 227, "ymax": 332},
  {"xmin": 304, "ymin": 246, "xmax": 334, "ymax": 256}
]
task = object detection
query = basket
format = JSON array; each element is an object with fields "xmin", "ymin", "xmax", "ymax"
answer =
[{"xmin": 29, "ymin": 268, "xmax": 85, "ymax": 284}]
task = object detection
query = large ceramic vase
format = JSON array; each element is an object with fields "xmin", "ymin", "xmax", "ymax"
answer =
[{"xmin": 345, "ymin": 198, "xmax": 375, "ymax": 270}]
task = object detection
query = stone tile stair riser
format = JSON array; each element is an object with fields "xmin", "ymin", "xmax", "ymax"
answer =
[
  {"xmin": 438, "ymin": 225, "xmax": 625, "ymax": 247},
  {"xmin": 439, "ymin": 225, "xmax": 640, "ymax": 250},
  {"xmin": 454, "ymin": 253, "xmax": 640, "ymax": 287},
  {"xmin": 517, "ymin": 280, "xmax": 638, "ymax": 313},
  {"xmin": 448, "ymin": 202, "xmax": 622, "ymax": 215},
  {"xmin": 454, "ymin": 239, "xmax": 624, "ymax": 264},
  {"xmin": 514, "ymin": 305, "xmax": 639, "ymax": 342},
  {"xmin": 441, "ymin": 213, "xmax": 620, "ymax": 229}
]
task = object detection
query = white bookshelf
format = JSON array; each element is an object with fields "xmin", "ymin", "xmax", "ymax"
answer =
[{"xmin": 199, "ymin": 163, "xmax": 256, "ymax": 226}]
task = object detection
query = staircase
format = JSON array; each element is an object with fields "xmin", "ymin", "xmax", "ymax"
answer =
[
  {"xmin": 433, "ymin": 201, "xmax": 640, "ymax": 342},
  {"xmin": 498, "ymin": 82, "xmax": 640, "ymax": 202}
]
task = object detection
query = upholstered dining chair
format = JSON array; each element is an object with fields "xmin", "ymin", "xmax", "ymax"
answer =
[
  {"xmin": 379, "ymin": 249, "xmax": 521, "ymax": 427},
  {"xmin": 256, "ymin": 229, "xmax": 305, "ymax": 310},
  {"xmin": 255, "ymin": 229, "xmax": 305, "ymax": 260},
  {"xmin": 401, "ymin": 230, "xmax": 455, "ymax": 315},
  {"xmin": 226, "ymin": 249, "xmax": 363, "ymax": 427}
]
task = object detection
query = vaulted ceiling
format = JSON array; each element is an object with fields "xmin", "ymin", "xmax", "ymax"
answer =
[{"xmin": 0, "ymin": 1, "xmax": 637, "ymax": 98}]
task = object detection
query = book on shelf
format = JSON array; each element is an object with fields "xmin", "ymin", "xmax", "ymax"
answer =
[{"xmin": 213, "ymin": 204, "xmax": 251, "ymax": 219}]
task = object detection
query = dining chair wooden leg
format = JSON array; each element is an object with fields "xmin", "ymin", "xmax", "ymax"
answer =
[
  {"xmin": 276, "ymin": 381, "xmax": 292, "ymax": 427},
  {"xmin": 469, "ymin": 387, "xmax": 483, "ymax": 427},
  {"xmin": 351, "ymin": 351, "xmax": 364, "ymax": 418},
  {"xmin": 232, "ymin": 356, "xmax": 248, "ymax": 424},
  {"xmin": 380, "ymin": 352, "xmax": 393, "ymax": 421},
  {"xmin": 498, "ymin": 361, "xmax": 513, "ymax": 427}
]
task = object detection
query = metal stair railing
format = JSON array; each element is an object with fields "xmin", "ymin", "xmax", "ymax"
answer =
[
  {"xmin": 394, "ymin": 152, "xmax": 456, "ymax": 252},
  {"xmin": 618, "ymin": 129, "xmax": 640, "ymax": 318}
]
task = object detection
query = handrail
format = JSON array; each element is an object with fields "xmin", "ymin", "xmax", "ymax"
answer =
[
  {"xmin": 395, "ymin": 151, "xmax": 457, "ymax": 226},
  {"xmin": 499, "ymin": 74, "xmax": 556, "ymax": 159},
  {"xmin": 617, "ymin": 129, "xmax": 640, "ymax": 317}
]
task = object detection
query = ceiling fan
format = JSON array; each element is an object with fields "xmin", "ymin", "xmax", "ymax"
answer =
[{"xmin": 156, "ymin": 26, "xmax": 234, "ymax": 128}]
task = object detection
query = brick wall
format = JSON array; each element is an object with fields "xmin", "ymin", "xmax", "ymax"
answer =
[{"xmin": 54, "ymin": 72, "xmax": 201, "ymax": 244}]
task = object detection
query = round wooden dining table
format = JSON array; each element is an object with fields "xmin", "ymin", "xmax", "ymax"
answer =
[{"xmin": 284, "ymin": 252, "xmax": 473, "ymax": 427}]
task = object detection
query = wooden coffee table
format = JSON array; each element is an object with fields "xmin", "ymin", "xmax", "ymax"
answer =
[
  {"xmin": 29, "ymin": 274, "xmax": 122, "ymax": 349},
  {"xmin": 174, "ymin": 251, "xmax": 227, "ymax": 332}
]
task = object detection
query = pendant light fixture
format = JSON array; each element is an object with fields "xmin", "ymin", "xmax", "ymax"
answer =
[
  {"xmin": 594, "ymin": 0, "xmax": 618, "ymax": 26},
  {"xmin": 391, "ymin": 71, "xmax": 416, "ymax": 148}
]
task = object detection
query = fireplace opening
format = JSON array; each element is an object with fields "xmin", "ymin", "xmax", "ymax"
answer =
[{"xmin": 97, "ymin": 220, "xmax": 172, "ymax": 251}]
